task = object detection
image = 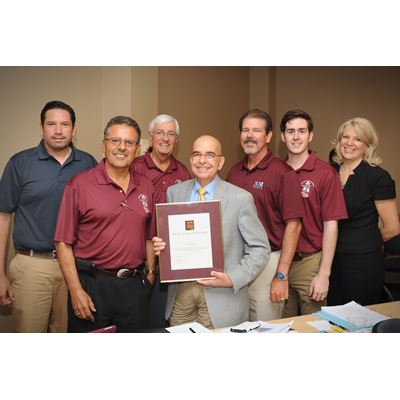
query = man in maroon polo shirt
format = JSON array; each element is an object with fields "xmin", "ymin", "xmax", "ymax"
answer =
[
  {"xmin": 131, "ymin": 114, "xmax": 191, "ymax": 329},
  {"xmin": 280, "ymin": 109, "xmax": 347, "ymax": 317},
  {"xmin": 54, "ymin": 116, "xmax": 156, "ymax": 332},
  {"xmin": 226, "ymin": 109, "xmax": 304, "ymax": 321}
]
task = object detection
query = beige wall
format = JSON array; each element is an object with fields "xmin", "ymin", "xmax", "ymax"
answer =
[
  {"xmin": 0, "ymin": 66, "xmax": 158, "ymax": 331},
  {"xmin": 1, "ymin": 66, "xmax": 399, "ymax": 331},
  {"xmin": 158, "ymin": 66, "xmax": 249, "ymax": 178},
  {"xmin": 273, "ymin": 67, "xmax": 400, "ymax": 209}
]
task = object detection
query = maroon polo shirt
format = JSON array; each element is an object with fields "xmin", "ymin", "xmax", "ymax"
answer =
[
  {"xmin": 287, "ymin": 152, "xmax": 348, "ymax": 253},
  {"xmin": 54, "ymin": 160, "xmax": 156, "ymax": 268},
  {"xmin": 226, "ymin": 151, "xmax": 304, "ymax": 251},
  {"xmin": 131, "ymin": 151, "xmax": 191, "ymax": 204}
]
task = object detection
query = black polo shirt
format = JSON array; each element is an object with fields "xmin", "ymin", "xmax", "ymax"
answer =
[
  {"xmin": 335, "ymin": 161, "xmax": 396, "ymax": 253},
  {"xmin": 0, "ymin": 140, "xmax": 97, "ymax": 251}
]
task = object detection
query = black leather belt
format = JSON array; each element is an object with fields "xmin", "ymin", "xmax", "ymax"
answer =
[
  {"xmin": 75, "ymin": 258, "xmax": 145, "ymax": 282},
  {"xmin": 95, "ymin": 267, "xmax": 141, "ymax": 279},
  {"xmin": 17, "ymin": 249, "xmax": 58, "ymax": 261},
  {"xmin": 293, "ymin": 252, "xmax": 318, "ymax": 262}
]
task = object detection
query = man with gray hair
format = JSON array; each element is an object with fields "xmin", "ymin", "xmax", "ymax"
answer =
[
  {"xmin": 132, "ymin": 114, "xmax": 190, "ymax": 328},
  {"xmin": 55, "ymin": 116, "xmax": 156, "ymax": 332}
]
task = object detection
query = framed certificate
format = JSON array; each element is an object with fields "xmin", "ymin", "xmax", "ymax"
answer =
[{"xmin": 156, "ymin": 200, "xmax": 224, "ymax": 282}]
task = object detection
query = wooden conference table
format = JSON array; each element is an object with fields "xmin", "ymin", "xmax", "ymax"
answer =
[
  {"xmin": 144, "ymin": 301, "xmax": 400, "ymax": 332},
  {"xmin": 266, "ymin": 300, "xmax": 400, "ymax": 333}
]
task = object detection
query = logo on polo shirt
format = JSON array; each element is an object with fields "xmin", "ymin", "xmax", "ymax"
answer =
[
  {"xmin": 138, "ymin": 194, "xmax": 150, "ymax": 213},
  {"xmin": 300, "ymin": 180, "xmax": 315, "ymax": 198},
  {"xmin": 253, "ymin": 181, "xmax": 264, "ymax": 190},
  {"xmin": 175, "ymin": 179, "xmax": 182, "ymax": 184}
]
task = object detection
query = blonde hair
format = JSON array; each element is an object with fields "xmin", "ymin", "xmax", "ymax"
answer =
[{"xmin": 332, "ymin": 117, "xmax": 382, "ymax": 166}]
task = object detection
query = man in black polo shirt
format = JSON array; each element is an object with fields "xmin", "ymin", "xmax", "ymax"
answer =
[{"xmin": 0, "ymin": 100, "xmax": 97, "ymax": 332}]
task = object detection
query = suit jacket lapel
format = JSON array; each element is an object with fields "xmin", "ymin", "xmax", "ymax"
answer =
[
  {"xmin": 214, "ymin": 176, "xmax": 229, "ymax": 215},
  {"xmin": 185, "ymin": 179, "xmax": 196, "ymax": 201}
]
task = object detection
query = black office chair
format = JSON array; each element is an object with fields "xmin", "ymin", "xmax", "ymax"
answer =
[
  {"xmin": 383, "ymin": 235, "xmax": 400, "ymax": 301},
  {"xmin": 372, "ymin": 318, "xmax": 400, "ymax": 333},
  {"xmin": 384, "ymin": 234, "xmax": 400, "ymax": 255}
]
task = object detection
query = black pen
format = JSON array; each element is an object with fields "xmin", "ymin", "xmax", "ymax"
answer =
[{"xmin": 189, "ymin": 327, "xmax": 196, "ymax": 333}]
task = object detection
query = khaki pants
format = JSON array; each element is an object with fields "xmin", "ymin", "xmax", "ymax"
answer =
[
  {"xmin": 248, "ymin": 251, "xmax": 283, "ymax": 321},
  {"xmin": 169, "ymin": 282, "xmax": 213, "ymax": 329},
  {"xmin": 8, "ymin": 254, "xmax": 68, "ymax": 333},
  {"xmin": 283, "ymin": 252, "xmax": 325, "ymax": 317}
]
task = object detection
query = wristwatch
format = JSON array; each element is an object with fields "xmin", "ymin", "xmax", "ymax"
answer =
[{"xmin": 274, "ymin": 271, "xmax": 288, "ymax": 281}]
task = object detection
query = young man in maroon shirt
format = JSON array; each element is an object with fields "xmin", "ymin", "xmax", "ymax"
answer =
[
  {"xmin": 280, "ymin": 109, "xmax": 347, "ymax": 316},
  {"xmin": 227, "ymin": 109, "xmax": 304, "ymax": 321},
  {"xmin": 55, "ymin": 116, "xmax": 156, "ymax": 332},
  {"xmin": 131, "ymin": 114, "xmax": 191, "ymax": 329}
]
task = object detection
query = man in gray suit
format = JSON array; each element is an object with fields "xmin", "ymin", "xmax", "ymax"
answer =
[{"xmin": 153, "ymin": 135, "xmax": 270, "ymax": 329}]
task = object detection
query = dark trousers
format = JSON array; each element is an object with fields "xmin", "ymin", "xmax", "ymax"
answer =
[
  {"xmin": 148, "ymin": 273, "xmax": 169, "ymax": 329},
  {"xmin": 68, "ymin": 271, "xmax": 151, "ymax": 333},
  {"xmin": 328, "ymin": 250, "xmax": 385, "ymax": 306}
]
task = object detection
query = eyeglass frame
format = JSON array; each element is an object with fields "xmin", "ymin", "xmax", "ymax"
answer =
[
  {"xmin": 190, "ymin": 151, "xmax": 223, "ymax": 161},
  {"xmin": 151, "ymin": 130, "xmax": 178, "ymax": 139},
  {"xmin": 103, "ymin": 137, "xmax": 139, "ymax": 147}
]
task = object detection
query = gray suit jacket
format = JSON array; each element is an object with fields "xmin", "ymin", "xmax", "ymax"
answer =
[{"xmin": 165, "ymin": 176, "xmax": 270, "ymax": 328}]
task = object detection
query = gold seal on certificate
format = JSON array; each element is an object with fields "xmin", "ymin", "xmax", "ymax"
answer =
[{"xmin": 156, "ymin": 200, "xmax": 224, "ymax": 282}]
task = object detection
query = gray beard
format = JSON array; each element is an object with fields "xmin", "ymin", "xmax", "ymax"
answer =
[{"xmin": 243, "ymin": 146, "xmax": 258, "ymax": 155}]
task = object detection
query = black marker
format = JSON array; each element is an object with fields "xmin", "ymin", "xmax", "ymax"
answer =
[{"xmin": 189, "ymin": 327, "xmax": 196, "ymax": 333}]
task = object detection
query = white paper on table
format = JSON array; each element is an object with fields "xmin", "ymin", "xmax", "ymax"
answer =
[
  {"xmin": 217, "ymin": 320, "xmax": 294, "ymax": 333},
  {"xmin": 308, "ymin": 320, "xmax": 333, "ymax": 332},
  {"xmin": 230, "ymin": 321, "xmax": 261, "ymax": 332},
  {"xmin": 168, "ymin": 213, "xmax": 213, "ymax": 270},
  {"xmin": 255, "ymin": 320, "xmax": 294, "ymax": 333},
  {"xmin": 320, "ymin": 301, "xmax": 390, "ymax": 328},
  {"xmin": 166, "ymin": 321, "xmax": 212, "ymax": 333}
]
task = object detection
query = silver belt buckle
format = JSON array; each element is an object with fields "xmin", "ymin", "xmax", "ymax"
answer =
[
  {"xmin": 52, "ymin": 250, "xmax": 58, "ymax": 262},
  {"xmin": 117, "ymin": 268, "xmax": 131, "ymax": 279}
]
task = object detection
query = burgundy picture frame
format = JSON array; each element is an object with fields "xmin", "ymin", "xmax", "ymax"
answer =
[{"xmin": 156, "ymin": 200, "xmax": 224, "ymax": 282}]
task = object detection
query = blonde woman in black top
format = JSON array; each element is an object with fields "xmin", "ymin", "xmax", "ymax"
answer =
[{"xmin": 328, "ymin": 117, "xmax": 400, "ymax": 306}]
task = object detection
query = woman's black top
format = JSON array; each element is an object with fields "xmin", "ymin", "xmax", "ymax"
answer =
[{"xmin": 335, "ymin": 161, "xmax": 396, "ymax": 253}]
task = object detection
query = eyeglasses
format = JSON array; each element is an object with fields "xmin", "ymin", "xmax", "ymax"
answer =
[
  {"xmin": 104, "ymin": 137, "xmax": 137, "ymax": 147},
  {"xmin": 152, "ymin": 130, "xmax": 178, "ymax": 139},
  {"xmin": 190, "ymin": 152, "xmax": 222, "ymax": 161}
]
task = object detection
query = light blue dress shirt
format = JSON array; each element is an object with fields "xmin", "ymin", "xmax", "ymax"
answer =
[{"xmin": 189, "ymin": 178, "xmax": 217, "ymax": 201}]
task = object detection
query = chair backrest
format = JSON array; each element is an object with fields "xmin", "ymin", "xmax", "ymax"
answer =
[
  {"xmin": 372, "ymin": 318, "xmax": 400, "ymax": 333},
  {"xmin": 384, "ymin": 234, "xmax": 400, "ymax": 255}
]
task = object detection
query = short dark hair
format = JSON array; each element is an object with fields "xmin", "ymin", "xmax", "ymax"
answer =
[
  {"xmin": 239, "ymin": 109, "xmax": 273, "ymax": 132},
  {"xmin": 40, "ymin": 100, "xmax": 76, "ymax": 127},
  {"xmin": 280, "ymin": 109, "xmax": 313, "ymax": 133},
  {"xmin": 103, "ymin": 115, "xmax": 142, "ymax": 144}
]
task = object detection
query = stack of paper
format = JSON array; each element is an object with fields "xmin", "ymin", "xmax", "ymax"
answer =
[
  {"xmin": 314, "ymin": 301, "xmax": 390, "ymax": 332},
  {"xmin": 166, "ymin": 321, "xmax": 212, "ymax": 333},
  {"xmin": 217, "ymin": 320, "xmax": 294, "ymax": 333}
]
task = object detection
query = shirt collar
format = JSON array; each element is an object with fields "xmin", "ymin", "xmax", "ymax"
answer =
[
  {"xmin": 144, "ymin": 150, "xmax": 178, "ymax": 172},
  {"xmin": 241, "ymin": 150, "xmax": 274, "ymax": 171},
  {"xmin": 37, "ymin": 139, "xmax": 77, "ymax": 161},
  {"xmin": 193, "ymin": 176, "xmax": 219, "ymax": 199},
  {"xmin": 286, "ymin": 151, "xmax": 317, "ymax": 172},
  {"xmin": 95, "ymin": 159, "xmax": 137, "ymax": 192}
]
